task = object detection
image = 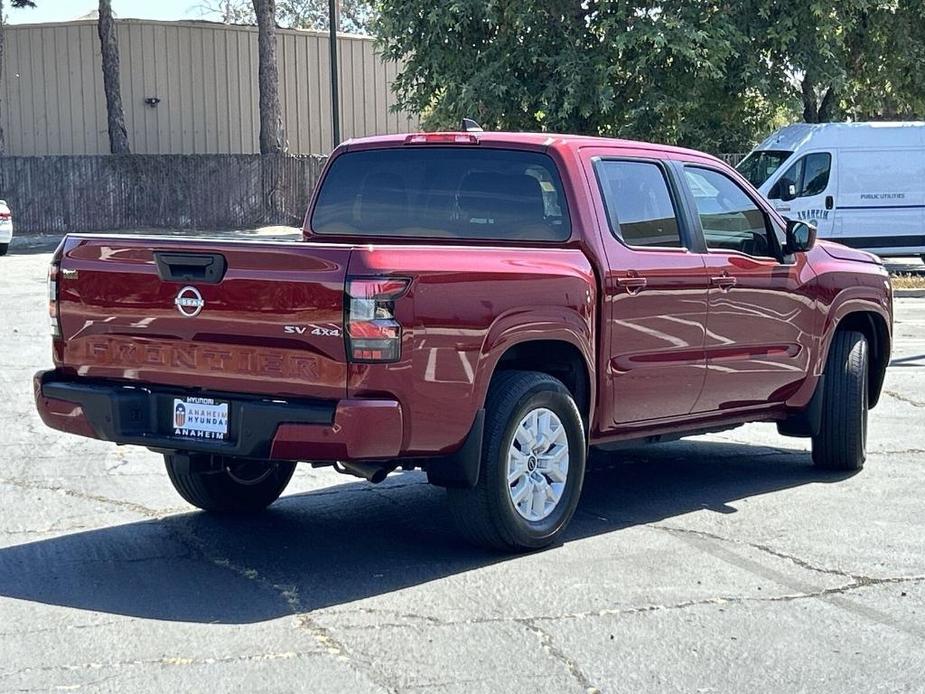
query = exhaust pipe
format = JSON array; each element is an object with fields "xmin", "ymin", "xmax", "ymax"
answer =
[{"xmin": 334, "ymin": 461, "xmax": 392, "ymax": 484}]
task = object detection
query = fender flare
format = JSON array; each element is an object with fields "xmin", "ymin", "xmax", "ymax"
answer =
[
  {"xmin": 781, "ymin": 292, "xmax": 890, "ymax": 438},
  {"xmin": 474, "ymin": 305, "xmax": 596, "ymax": 419},
  {"xmin": 428, "ymin": 311, "xmax": 594, "ymax": 490},
  {"xmin": 815, "ymin": 293, "xmax": 891, "ymax": 376}
]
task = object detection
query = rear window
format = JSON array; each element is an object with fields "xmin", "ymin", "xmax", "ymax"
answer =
[{"xmin": 310, "ymin": 147, "xmax": 571, "ymax": 241}]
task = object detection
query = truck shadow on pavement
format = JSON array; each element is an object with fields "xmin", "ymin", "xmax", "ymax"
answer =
[{"xmin": 0, "ymin": 439, "xmax": 855, "ymax": 624}]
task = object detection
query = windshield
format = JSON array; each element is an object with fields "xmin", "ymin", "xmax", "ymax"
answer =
[
  {"xmin": 736, "ymin": 150, "xmax": 793, "ymax": 189},
  {"xmin": 311, "ymin": 147, "xmax": 571, "ymax": 241}
]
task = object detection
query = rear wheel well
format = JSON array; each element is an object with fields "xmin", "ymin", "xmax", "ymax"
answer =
[
  {"xmin": 835, "ymin": 311, "xmax": 889, "ymax": 407},
  {"xmin": 493, "ymin": 341, "xmax": 591, "ymax": 425}
]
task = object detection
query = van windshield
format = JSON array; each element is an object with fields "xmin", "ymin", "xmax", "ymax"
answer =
[
  {"xmin": 311, "ymin": 147, "xmax": 570, "ymax": 241},
  {"xmin": 736, "ymin": 150, "xmax": 793, "ymax": 189}
]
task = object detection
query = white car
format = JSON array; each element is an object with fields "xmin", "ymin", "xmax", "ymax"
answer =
[
  {"xmin": 0, "ymin": 200, "xmax": 11, "ymax": 256},
  {"xmin": 737, "ymin": 122, "xmax": 925, "ymax": 258}
]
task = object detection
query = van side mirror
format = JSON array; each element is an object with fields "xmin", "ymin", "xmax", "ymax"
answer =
[
  {"xmin": 779, "ymin": 178, "xmax": 797, "ymax": 202},
  {"xmin": 784, "ymin": 220, "xmax": 816, "ymax": 254}
]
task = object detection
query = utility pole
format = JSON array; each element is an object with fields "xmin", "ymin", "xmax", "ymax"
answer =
[{"xmin": 328, "ymin": 0, "xmax": 340, "ymax": 148}]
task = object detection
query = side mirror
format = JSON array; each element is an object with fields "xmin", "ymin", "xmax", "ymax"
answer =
[
  {"xmin": 779, "ymin": 179, "xmax": 797, "ymax": 202},
  {"xmin": 784, "ymin": 220, "xmax": 816, "ymax": 254}
]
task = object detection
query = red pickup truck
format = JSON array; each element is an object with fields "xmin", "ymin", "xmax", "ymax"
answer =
[{"xmin": 35, "ymin": 131, "xmax": 892, "ymax": 551}]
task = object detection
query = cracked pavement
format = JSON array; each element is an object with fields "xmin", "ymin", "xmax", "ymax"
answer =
[{"xmin": 1, "ymin": 241, "xmax": 924, "ymax": 693}]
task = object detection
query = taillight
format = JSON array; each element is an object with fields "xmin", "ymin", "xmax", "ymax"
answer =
[
  {"xmin": 0, "ymin": 211, "xmax": 10, "ymax": 220},
  {"xmin": 345, "ymin": 278, "xmax": 410, "ymax": 362},
  {"xmin": 48, "ymin": 262, "xmax": 61, "ymax": 338}
]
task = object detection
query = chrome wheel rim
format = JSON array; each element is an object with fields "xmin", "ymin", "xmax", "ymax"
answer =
[{"xmin": 507, "ymin": 407, "xmax": 570, "ymax": 522}]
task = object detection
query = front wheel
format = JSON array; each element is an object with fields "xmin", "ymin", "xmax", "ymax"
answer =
[
  {"xmin": 0, "ymin": 243, "xmax": 8, "ymax": 256},
  {"xmin": 447, "ymin": 371, "xmax": 586, "ymax": 552},
  {"xmin": 812, "ymin": 330, "xmax": 869, "ymax": 471},
  {"xmin": 165, "ymin": 454, "xmax": 296, "ymax": 512}
]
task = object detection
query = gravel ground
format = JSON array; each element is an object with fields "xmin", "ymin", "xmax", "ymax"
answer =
[{"xmin": 0, "ymin": 236, "xmax": 923, "ymax": 693}]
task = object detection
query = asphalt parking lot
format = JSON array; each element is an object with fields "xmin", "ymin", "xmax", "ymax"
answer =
[{"xmin": 1, "ymin": 239, "xmax": 923, "ymax": 693}]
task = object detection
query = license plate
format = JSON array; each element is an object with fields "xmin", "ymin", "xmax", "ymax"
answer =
[{"xmin": 171, "ymin": 397, "xmax": 229, "ymax": 440}]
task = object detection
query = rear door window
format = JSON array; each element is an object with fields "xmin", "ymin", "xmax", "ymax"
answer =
[
  {"xmin": 594, "ymin": 160, "xmax": 684, "ymax": 248},
  {"xmin": 310, "ymin": 148, "xmax": 570, "ymax": 241}
]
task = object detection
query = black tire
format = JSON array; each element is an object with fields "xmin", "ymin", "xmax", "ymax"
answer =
[
  {"xmin": 447, "ymin": 371, "xmax": 586, "ymax": 552},
  {"xmin": 812, "ymin": 330, "xmax": 869, "ymax": 471},
  {"xmin": 0, "ymin": 243, "xmax": 8, "ymax": 256},
  {"xmin": 164, "ymin": 454, "xmax": 296, "ymax": 512}
]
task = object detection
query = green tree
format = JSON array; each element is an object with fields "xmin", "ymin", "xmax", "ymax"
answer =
[
  {"xmin": 375, "ymin": 0, "xmax": 925, "ymax": 151},
  {"xmin": 196, "ymin": 0, "xmax": 254, "ymax": 23},
  {"xmin": 375, "ymin": 0, "xmax": 790, "ymax": 151},
  {"xmin": 278, "ymin": 0, "xmax": 373, "ymax": 33},
  {"xmin": 196, "ymin": 0, "xmax": 374, "ymax": 33},
  {"xmin": 708, "ymin": 0, "xmax": 925, "ymax": 123}
]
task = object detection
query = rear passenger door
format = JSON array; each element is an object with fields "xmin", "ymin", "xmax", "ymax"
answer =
[
  {"xmin": 678, "ymin": 163, "xmax": 818, "ymax": 413},
  {"xmin": 584, "ymin": 153, "xmax": 709, "ymax": 426}
]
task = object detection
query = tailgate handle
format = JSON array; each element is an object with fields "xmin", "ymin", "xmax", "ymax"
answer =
[{"xmin": 154, "ymin": 252, "xmax": 227, "ymax": 284}]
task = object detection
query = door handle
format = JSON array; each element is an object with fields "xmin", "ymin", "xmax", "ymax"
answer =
[
  {"xmin": 617, "ymin": 276, "xmax": 648, "ymax": 295},
  {"xmin": 825, "ymin": 195, "xmax": 834, "ymax": 210},
  {"xmin": 711, "ymin": 275, "xmax": 737, "ymax": 291}
]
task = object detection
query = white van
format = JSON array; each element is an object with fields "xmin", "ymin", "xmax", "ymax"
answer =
[{"xmin": 737, "ymin": 122, "xmax": 925, "ymax": 258}]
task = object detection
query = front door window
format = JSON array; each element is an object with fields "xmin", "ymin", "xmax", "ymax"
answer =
[
  {"xmin": 768, "ymin": 153, "xmax": 832, "ymax": 200},
  {"xmin": 684, "ymin": 167, "xmax": 775, "ymax": 258}
]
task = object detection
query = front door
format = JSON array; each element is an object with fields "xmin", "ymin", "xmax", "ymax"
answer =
[
  {"xmin": 585, "ymin": 154, "xmax": 709, "ymax": 426},
  {"xmin": 767, "ymin": 151, "xmax": 836, "ymax": 238},
  {"xmin": 680, "ymin": 164, "xmax": 818, "ymax": 413}
]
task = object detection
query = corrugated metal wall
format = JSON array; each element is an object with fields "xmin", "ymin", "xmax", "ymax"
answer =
[{"xmin": 0, "ymin": 19, "xmax": 417, "ymax": 156}]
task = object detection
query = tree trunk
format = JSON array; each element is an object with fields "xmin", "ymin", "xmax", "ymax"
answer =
[
  {"xmin": 254, "ymin": 0, "xmax": 284, "ymax": 154},
  {"xmin": 0, "ymin": 0, "xmax": 6, "ymax": 156},
  {"xmin": 817, "ymin": 87, "xmax": 836, "ymax": 122},
  {"xmin": 98, "ymin": 0, "xmax": 130, "ymax": 154},
  {"xmin": 801, "ymin": 75, "xmax": 818, "ymax": 123}
]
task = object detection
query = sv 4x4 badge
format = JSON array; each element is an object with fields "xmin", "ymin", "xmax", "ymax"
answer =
[{"xmin": 284, "ymin": 325, "xmax": 341, "ymax": 337}]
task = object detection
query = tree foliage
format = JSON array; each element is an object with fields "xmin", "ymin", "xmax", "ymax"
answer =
[
  {"xmin": 748, "ymin": 0, "xmax": 925, "ymax": 123},
  {"xmin": 197, "ymin": 0, "xmax": 374, "ymax": 34},
  {"xmin": 374, "ymin": 0, "xmax": 925, "ymax": 151}
]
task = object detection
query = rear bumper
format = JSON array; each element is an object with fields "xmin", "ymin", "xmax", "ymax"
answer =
[
  {"xmin": 0, "ymin": 222, "xmax": 12, "ymax": 243},
  {"xmin": 34, "ymin": 371, "xmax": 404, "ymax": 461}
]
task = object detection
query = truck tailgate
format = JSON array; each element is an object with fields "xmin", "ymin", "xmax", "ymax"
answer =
[{"xmin": 55, "ymin": 236, "xmax": 350, "ymax": 400}]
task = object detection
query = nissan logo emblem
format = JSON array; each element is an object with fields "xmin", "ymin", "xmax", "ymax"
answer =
[{"xmin": 174, "ymin": 286, "xmax": 205, "ymax": 317}]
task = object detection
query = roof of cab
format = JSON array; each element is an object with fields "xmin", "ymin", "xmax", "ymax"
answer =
[{"xmin": 341, "ymin": 131, "xmax": 723, "ymax": 164}]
